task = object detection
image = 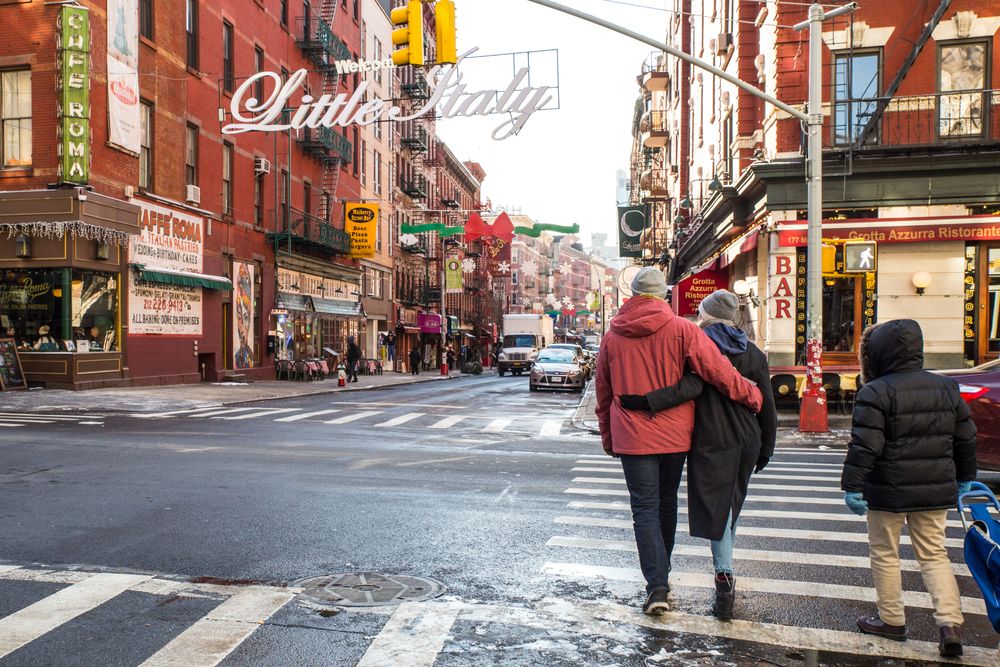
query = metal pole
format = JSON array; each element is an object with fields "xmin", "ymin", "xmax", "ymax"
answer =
[{"xmin": 440, "ymin": 238, "xmax": 448, "ymax": 375}]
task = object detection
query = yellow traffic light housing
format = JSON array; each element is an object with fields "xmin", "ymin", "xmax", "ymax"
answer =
[
  {"xmin": 435, "ymin": 0, "xmax": 457, "ymax": 64},
  {"xmin": 821, "ymin": 243, "xmax": 837, "ymax": 274},
  {"xmin": 391, "ymin": 0, "xmax": 424, "ymax": 67}
]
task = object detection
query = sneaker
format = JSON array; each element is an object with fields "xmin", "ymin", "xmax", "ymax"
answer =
[
  {"xmin": 712, "ymin": 573, "xmax": 735, "ymax": 621},
  {"xmin": 938, "ymin": 626, "xmax": 962, "ymax": 657},
  {"xmin": 857, "ymin": 614, "xmax": 906, "ymax": 642},
  {"xmin": 642, "ymin": 588, "xmax": 670, "ymax": 615}
]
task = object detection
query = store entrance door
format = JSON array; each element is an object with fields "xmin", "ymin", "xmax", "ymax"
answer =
[
  {"xmin": 821, "ymin": 275, "xmax": 863, "ymax": 366},
  {"xmin": 974, "ymin": 244, "xmax": 1000, "ymax": 364}
]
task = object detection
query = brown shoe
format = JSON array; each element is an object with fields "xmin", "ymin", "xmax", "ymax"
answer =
[
  {"xmin": 939, "ymin": 626, "xmax": 962, "ymax": 657},
  {"xmin": 857, "ymin": 614, "xmax": 906, "ymax": 641}
]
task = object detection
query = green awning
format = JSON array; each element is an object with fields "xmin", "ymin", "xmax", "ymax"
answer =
[{"xmin": 133, "ymin": 265, "xmax": 233, "ymax": 291}]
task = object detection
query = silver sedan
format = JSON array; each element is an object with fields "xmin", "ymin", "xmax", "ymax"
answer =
[{"xmin": 529, "ymin": 348, "xmax": 587, "ymax": 393}]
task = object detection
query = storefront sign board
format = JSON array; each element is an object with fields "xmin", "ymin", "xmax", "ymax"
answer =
[
  {"xmin": 671, "ymin": 269, "xmax": 727, "ymax": 318},
  {"xmin": 127, "ymin": 279, "xmax": 203, "ymax": 335},
  {"xmin": 617, "ymin": 205, "xmax": 646, "ymax": 258},
  {"xmin": 345, "ymin": 202, "xmax": 378, "ymax": 258},
  {"xmin": 0, "ymin": 339, "xmax": 26, "ymax": 391},
  {"xmin": 418, "ymin": 312, "xmax": 442, "ymax": 334},
  {"xmin": 233, "ymin": 261, "xmax": 255, "ymax": 369},
  {"xmin": 59, "ymin": 6, "xmax": 91, "ymax": 185},
  {"xmin": 106, "ymin": 0, "xmax": 140, "ymax": 154},
  {"xmin": 778, "ymin": 217, "xmax": 1000, "ymax": 247}
]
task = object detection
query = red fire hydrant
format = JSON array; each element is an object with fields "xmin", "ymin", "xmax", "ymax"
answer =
[{"xmin": 337, "ymin": 365, "xmax": 347, "ymax": 387}]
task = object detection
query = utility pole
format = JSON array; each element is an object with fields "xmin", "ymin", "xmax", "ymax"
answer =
[{"xmin": 525, "ymin": 0, "xmax": 856, "ymax": 433}]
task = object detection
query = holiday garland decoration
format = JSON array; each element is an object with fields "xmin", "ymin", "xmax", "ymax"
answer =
[
  {"xmin": 1, "ymin": 220, "xmax": 133, "ymax": 246},
  {"xmin": 400, "ymin": 212, "xmax": 579, "ymax": 240}
]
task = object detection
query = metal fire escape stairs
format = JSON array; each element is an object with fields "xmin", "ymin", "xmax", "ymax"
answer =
[{"xmin": 320, "ymin": 0, "xmax": 344, "ymax": 226}]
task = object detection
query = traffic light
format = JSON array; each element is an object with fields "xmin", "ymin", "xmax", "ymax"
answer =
[
  {"xmin": 435, "ymin": 0, "xmax": 456, "ymax": 64},
  {"xmin": 391, "ymin": 0, "xmax": 424, "ymax": 67}
]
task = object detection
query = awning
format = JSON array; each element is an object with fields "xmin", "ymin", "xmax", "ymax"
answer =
[
  {"xmin": 276, "ymin": 291, "xmax": 313, "ymax": 312},
  {"xmin": 134, "ymin": 264, "xmax": 232, "ymax": 291},
  {"xmin": 312, "ymin": 297, "xmax": 364, "ymax": 317},
  {"xmin": 719, "ymin": 228, "xmax": 761, "ymax": 269},
  {"xmin": 402, "ymin": 326, "xmax": 421, "ymax": 334}
]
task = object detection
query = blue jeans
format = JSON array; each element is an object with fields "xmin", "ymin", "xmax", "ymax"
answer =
[
  {"xmin": 620, "ymin": 453, "xmax": 686, "ymax": 594},
  {"xmin": 711, "ymin": 509, "xmax": 736, "ymax": 575}
]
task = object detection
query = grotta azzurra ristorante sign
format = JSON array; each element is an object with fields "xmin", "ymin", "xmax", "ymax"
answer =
[
  {"xmin": 59, "ymin": 6, "xmax": 91, "ymax": 185},
  {"xmin": 221, "ymin": 50, "xmax": 554, "ymax": 141}
]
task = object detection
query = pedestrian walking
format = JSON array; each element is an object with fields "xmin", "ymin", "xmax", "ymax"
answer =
[
  {"xmin": 346, "ymin": 336, "xmax": 362, "ymax": 383},
  {"xmin": 408, "ymin": 346, "xmax": 422, "ymax": 375},
  {"xmin": 840, "ymin": 319, "xmax": 977, "ymax": 657},
  {"xmin": 594, "ymin": 268, "xmax": 763, "ymax": 616},
  {"xmin": 620, "ymin": 289, "xmax": 777, "ymax": 620},
  {"xmin": 446, "ymin": 345, "xmax": 455, "ymax": 370}
]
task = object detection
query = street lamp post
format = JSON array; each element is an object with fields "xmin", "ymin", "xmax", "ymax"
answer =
[{"xmin": 525, "ymin": 0, "xmax": 857, "ymax": 433}]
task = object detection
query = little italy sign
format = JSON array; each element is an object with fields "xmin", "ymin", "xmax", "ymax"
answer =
[{"xmin": 221, "ymin": 49, "xmax": 554, "ymax": 141}]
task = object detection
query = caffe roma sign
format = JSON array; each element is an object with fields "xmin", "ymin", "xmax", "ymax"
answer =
[{"xmin": 221, "ymin": 50, "xmax": 554, "ymax": 141}]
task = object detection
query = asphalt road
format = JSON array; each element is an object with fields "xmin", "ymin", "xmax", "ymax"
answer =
[{"xmin": 1, "ymin": 375, "xmax": 998, "ymax": 666}]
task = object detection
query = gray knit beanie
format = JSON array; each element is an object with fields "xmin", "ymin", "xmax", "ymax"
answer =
[
  {"xmin": 698, "ymin": 289, "xmax": 740, "ymax": 322},
  {"xmin": 630, "ymin": 267, "xmax": 668, "ymax": 299}
]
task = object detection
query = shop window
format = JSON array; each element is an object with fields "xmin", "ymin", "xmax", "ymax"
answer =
[
  {"xmin": 822, "ymin": 277, "xmax": 858, "ymax": 353},
  {"xmin": 1, "ymin": 69, "xmax": 31, "ymax": 168},
  {"xmin": 139, "ymin": 100, "xmax": 153, "ymax": 190},
  {"xmin": 833, "ymin": 51, "xmax": 879, "ymax": 145},
  {"xmin": 0, "ymin": 269, "xmax": 119, "ymax": 352},
  {"xmin": 989, "ymin": 248, "xmax": 1000, "ymax": 353},
  {"xmin": 938, "ymin": 41, "xmax": 988, "ymax": 138}
]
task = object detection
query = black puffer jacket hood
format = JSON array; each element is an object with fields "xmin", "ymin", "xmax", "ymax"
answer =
[{"xmin": 859, "ymin": 319, "xmax": 923, "ymax": 383}]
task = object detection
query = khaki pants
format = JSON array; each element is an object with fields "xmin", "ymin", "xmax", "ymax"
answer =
[{"xmin": 867, "ymin": 509, "xmax": 963, "ymax": 627}]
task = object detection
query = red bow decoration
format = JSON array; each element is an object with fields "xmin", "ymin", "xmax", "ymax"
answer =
[{"xmin": 464, "ymin": 211, "xmax": 514, "ymax": 243}]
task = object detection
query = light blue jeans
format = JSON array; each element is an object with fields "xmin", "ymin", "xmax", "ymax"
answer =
[{"xmin": 711, "ymin": 509, "xmax": 736, "ymax": 575}]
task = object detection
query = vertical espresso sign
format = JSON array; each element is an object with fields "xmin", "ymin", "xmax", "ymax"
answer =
[{"xmin": 59, "ymin": 6, "xmax": 91, "ymax": 185}]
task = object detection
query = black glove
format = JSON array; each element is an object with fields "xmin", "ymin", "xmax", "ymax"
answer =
[
  {"xmin": 754, "ymin": 456, "xmax": 770, "ymax": 474},
  {"xmin": 619, "ymin": 394, "xmax": 651, "ymax": 412}
]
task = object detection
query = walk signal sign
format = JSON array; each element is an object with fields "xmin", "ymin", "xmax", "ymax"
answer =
[
  {"xmin": 391, "ymin": 1, "xmax": 424, "ymax": 66},
  {"xmin": 844, "ymin": 240, "xmax": 877, "ymax": 273}
]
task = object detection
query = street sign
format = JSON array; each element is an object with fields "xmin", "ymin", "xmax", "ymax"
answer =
[{"xmin": 843, "ymin": 240, "xmax": 877, "ymax": 273}]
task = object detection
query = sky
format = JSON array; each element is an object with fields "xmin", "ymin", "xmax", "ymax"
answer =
[{"xmin": 434, "ymin": 0, "xmax": 663, "ymax": 245}]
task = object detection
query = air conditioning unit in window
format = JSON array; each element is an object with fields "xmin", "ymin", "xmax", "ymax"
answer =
[
  {"xmin": 186, "ymin": 184, "xmax": 201, "ymax": 205},
  {"xmin": 254, "ymin": 157, "xmax": 271, "ymax": 175}
]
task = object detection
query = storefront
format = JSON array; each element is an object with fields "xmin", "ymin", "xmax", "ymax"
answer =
[
  {"xmin": 0, "ymin": 189, "xmax": 139, "ymax": 389},
  {"xmin": 395, "ymin": 307, "xmax": 421, "ymax": 372},
  {"xmin": 273, "ymin": 266, "xmax": 364, "ymax": 362}
]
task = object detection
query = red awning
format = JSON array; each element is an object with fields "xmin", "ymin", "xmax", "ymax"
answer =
[{"xmin": 720, "ymin": 229, "xmax": 760, "ymax": 268}]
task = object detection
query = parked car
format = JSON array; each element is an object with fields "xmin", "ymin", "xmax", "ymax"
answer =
[
  {"xmin": 547, "ymin": 343, "xmax": 594, "ymax": 378},
  {"xmin": 935, "ymin": 358, "xmax": 1000, "ymax": 470},
  {"xmin": 529, "ymin": 348, "xmax": 587, "ymax": 393}
]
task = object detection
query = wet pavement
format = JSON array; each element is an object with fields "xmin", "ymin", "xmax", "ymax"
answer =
[{"xmin": 0, "ymin": 375, "xmax": 997, "ymax": 665}]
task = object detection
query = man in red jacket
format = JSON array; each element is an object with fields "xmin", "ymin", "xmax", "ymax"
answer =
[{"xmin": 595, "ymin": 267, "xmax": 763, "ymax": 615}]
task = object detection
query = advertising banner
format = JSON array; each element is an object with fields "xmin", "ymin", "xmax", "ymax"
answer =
[
  {"xmin": 671, "ymin": 268, "xmax": 727, "ymax": 318},
  {"xmin": 778, "ymin": 216, "xmax": 1000, "ymax": 247},
  {"xmin": 445, "ymin": 255, "xmax": 463, "ymax": 294},
  {"xmin": 233, "ymin": 261, "xmax": 255, "ymax": 369},
  {"xmin": 617, "ymin": 205, "xmax": 647, "ymax": 258},
  {"xmin": 345, "ymin": 202, "xmax": 378, "ymax": 258},
  {"xmin": 59, "ymin": 6, "xmax": 91, "ymax": 185},
  {"xmin": 418, "ymin": 312, "xmax": 442, "ymax": 334},
  {"xmin": 107, "ymin": 0, "xmax": 140, "ymax": 154},
  {"xmin": 128, "ymin": 200, "xmax": 205, "ymax": 335}
]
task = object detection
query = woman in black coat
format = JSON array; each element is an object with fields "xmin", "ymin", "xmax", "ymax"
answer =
[{"xmin": 621, "ymin": 290, "xmax": 776, "ymax": 620}]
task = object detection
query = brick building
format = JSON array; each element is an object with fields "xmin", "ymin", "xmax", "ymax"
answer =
[{"xmin": 631, "ymin": 0, "xmax": 1000, "ymax": 369}]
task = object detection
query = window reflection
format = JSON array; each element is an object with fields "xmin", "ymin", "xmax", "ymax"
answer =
[
  {"xmin": 823, "ymin": 277, "xmax": 857, "ymax": 353},
  {"xmin": 989, "ymin": 249, "xmax": 1000, "ymax": 352}
]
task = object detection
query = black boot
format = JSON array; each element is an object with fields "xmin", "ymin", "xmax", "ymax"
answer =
[{"xmin": 712, "ymin": 573, "xmax": 735, "ymax": 620}]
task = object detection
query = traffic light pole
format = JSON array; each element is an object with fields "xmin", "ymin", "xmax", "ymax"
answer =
[{"xmin": 526, "ymin": 0, "xmax": 856, "ymax": 433}]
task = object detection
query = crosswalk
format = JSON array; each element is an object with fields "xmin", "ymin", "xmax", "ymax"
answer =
[
  {"xmin": 128, "ymin": 403, "xmax": 577, "ymax": 437},
  {"xmin": 541, "ymin": 447, "xmax": 1000, "ymax": 663},
  {"xmin": 0, "ymin": 412, "xmax": 105, "ymax": 428}
]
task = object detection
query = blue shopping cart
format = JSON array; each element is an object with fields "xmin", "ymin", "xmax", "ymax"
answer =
[{"xmin": 958, "ymin": 481, "xmax": 1000, "ymax": 633}]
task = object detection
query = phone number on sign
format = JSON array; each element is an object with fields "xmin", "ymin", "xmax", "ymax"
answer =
[{"xmin": 143, "ymin": 298, "xmax": 190, "ymax": 314}]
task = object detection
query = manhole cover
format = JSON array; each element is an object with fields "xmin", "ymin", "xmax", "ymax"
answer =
[{"xmin": 292, "ymin": 572, "xmax": 446, "ymax": 607}]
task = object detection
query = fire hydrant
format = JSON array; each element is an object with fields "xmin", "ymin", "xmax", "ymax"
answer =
[{"xmin": 337, "ymin": 364, "xmax": 347, "ymax": 387}]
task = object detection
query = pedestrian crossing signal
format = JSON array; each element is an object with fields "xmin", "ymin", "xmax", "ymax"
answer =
[
  {"xmin": 843, "ymin": 240, "xmax": 877, "ymax": 273},
  {"xmin": 391, "ymin": 0, "xmax": 424, "ymax": 66}
]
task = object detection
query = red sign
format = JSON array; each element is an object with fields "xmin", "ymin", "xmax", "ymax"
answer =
[
  {"xmin": 778, "ymin": 217, "xmax": 1000, "ymax": 247},
  {"xmin": 671, "ymin": 268, "xmax": 728, "ymax": 318}
]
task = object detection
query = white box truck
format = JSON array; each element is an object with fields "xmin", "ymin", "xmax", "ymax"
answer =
[{"xmin": 498, "ymin": 313, "xmax": 554, "ymax": 376}]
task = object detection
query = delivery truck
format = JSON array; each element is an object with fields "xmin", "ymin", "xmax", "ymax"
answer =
[{"xmin": 497, "ymin": 313, "xmax": 554, "ymax": 376}]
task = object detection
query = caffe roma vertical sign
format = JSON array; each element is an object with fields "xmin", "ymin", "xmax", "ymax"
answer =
[{"xmin": 58, "ymin": 6, "xmax": 91, "ymax": 185}]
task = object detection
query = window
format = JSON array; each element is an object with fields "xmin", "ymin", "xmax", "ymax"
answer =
[
  {"xmin": 822, "ymin": 277, "xmax": 860, "ymax": 353},
  {"xmin": 185, "ymin": 123, "xmax": 198, "ymax": 186},
  {"xmin": 373, "ymin": 150, "xmax": 382, "ymax": 195},
  {"xmin": 222, "ymin": 21, "xmax": 234, "ymax": 93},
  {"xmin": 360, "ymin": 139, "xmax": 367, "ymax": 186},
  {"xmin": 2, "ymin": 69, "xmax": 32, "ymax": 168},
  {"xmin": 139, "ymin": 0, "xmax": 154, "ymax": 40},
  {"xmin": 139, "ymin": 100, "xmax": 153, "ymax": 189},
  {"xmin": 722, "ymin": 113, "xmax": 734, "ymax": 180},
  {"xmin": 374, "ymin": 38, "xmax": 383, "ymax": 85},
  {"xmin": 253, "ymin": 170, "xmax": 264, "ymax": 227},
  {"xmin": 254, "ymin": 47, "xmax": 265, "ymax": 102},
  {"xmin": 280, "ymin": 0, "xmax": 288, "ymax": 26},
  {"xmin": 833, "ymin": 51, "xmax": 879, "ymax": 145},
  {"xmin": 353, "ymin": 0, "xmax": 359, "ymax": 21},
  {"xmin": 939, "ymin": 41, "xmax": 989, "ymax": 138},
  {"xmin": 280, "ymin": 169, "xmax": 289, "ymax": 227},
  {"xmin": 352, "ymin": 127, "xmax": 359, "ymax": 176},
  {"xmin": 376, "ymin": 211, "xmax": 382, "ymax": 252},
  {"xmin": 185, "ymin": 0, "xmax": 199, "ymax": 69},
  {"xmin": 222, "ymin": 141, "xmax": 234, "ymax": 216},
  {"xmin": 280, "ymin": 68, "xmax": 290, "ymax": 124},
  {"xmin": 303, "ymin": 181, "xmax": 311, "ymax": 216}
]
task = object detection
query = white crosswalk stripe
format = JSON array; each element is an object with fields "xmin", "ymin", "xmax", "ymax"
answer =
[
  {"xmin": 215, "ymin": 408, "xmax": 302, "ymax": 420},
  {"xmin": 548, "ymin": 448, "xmax": 998, "ymax": 656},
  {"xmin": 273, "ymin": 409, "xmax": 341, "ymax": 422},
  {"xmin": 375, "ymin": 412, "xmax": 426, "ymax": 428},
  {"xmin": 324, "ymin": 410, "xmax": 382, "ymax": 424},
  {"xmin": 483, "ymin": 418, "xmax": 513, "ymax": 433},
  {"xmin": 429, "ymin": 415, "xmax": 467, "ymax": 429},
  {"xmin": 539, "ymin": 420, "xmax": 563, "ymax": 436},
  {"xmin": 0, "ymin": 413, "xmax": 106, "ymax": 428}
]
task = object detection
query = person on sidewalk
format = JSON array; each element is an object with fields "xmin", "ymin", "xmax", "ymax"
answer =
[
  {"xmin": 619, "ymin": 289, "xmax": 777, "ymax": 621},
  {"xmin": 346, "ymin": 336, "xmax": 362, "ymax": 383},
  {"xmin": 840, "ymin": 319, "xmax": 977, "ymax": 658},
  {"xmin": 594, "ymin": 268, "xmax": 764, "ymax": 617},
  {"xmin": 408, "ymin": 346, "xmax": 422, "ymax": 376}
]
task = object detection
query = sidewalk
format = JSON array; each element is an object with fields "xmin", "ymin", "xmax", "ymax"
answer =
[
  {"xmin": 572, "ymin": 384, "xmax": 853, "ymax": 446},
  {"xmin": 0, "ymin": 369, "xmax": 475, "ymax": 415}
]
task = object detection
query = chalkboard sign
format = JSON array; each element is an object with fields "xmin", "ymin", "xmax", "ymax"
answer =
[{"xmin": 0, "ymin": 339, "xmax": 26, "ymax": 391}]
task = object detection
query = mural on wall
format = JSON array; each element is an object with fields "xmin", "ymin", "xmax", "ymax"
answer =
[{"xmin": 233, "ymin": 261, "xmax": 255, "ymax": 370}]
